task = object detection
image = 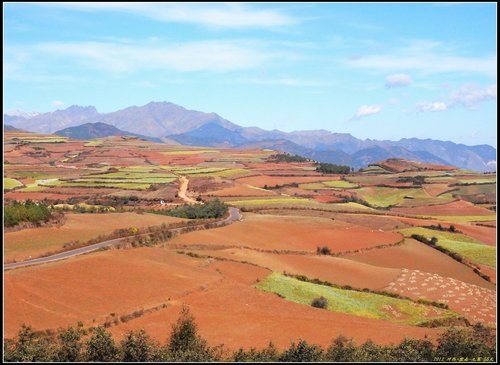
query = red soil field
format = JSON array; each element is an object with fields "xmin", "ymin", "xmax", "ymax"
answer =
[
  {"xmin": 375, "ymin": 159, "xmax": 455, "ymax": 173},
  {"xmin": 169, "ymin": 213, "xmax": 403, "ymax": 254},
  {"xmin": 384, "ymin": 269, "xmax": 496, "ymax": 326},
  {"xmin": 108, "ymin": 259, "xmax": 441, "ymax": 350},
  {"xmin": 331, "ymin": 213, "xmax": 410, "ymax": 231},
  {"xmin": 186, "ymin": 248, "xmax": 400, "ymax": 290},
  {"xmin": 4, "ymin": 213, "xmax": 186, "ymax": 262},
  {"xmin": 4, "ymin": 248, "xmax": 221, "ymax": 338},
  {"xmin": 207, "ymin": 183, "xmax": 277, "ymax": 197},
  {"xmin": 392, "ymin": 216, "xmax": 496, "ymax": 246},
  {"xmin": 243, "ymin": 162, "xmax": 314, "ymax": 171},
  {"xmin": 391, "ymin": 199, "xmax": 494, "ymax": 216},
  {"xmin": 344, "ymin": 239, "xmax": 495, "ymax": 290},
  {"xmin": 236, "ymin": 175, "xmax": 340, "ymax": 188},
  {"xmin": 313, "ymin": 195, "xmax": 344, "ymax": 203},
  {"xmin": 423, "ymin": 184, "xmax": 454, "ymax": 197},
  {"xmin": 4, "ymin": 192, "xmax": 83, "ymax": 201}
]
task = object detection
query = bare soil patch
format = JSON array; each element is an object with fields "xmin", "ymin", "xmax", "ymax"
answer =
[
  {"xmin": 169, "ymin": 213, "xmax": 403, "ymax": 254},
  {"xmin": 344, "ymin": 239, "xmax": 495, "ymax": 290}
]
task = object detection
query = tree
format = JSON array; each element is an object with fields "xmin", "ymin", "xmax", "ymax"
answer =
[
  {"xmin": 56, "ymin": 324, "xmax": 86, "ymax": 362},
  {"xmin": 120, "ymin": 329, "xmax": 158, "ymax": 362},
  {"xmin": 279, "ymin": 339, "xmax": 324, "ymax": 362},
  {"xmin": 85, "ymin": 326, "xmax": 119, "ymax": 362},
  {"xmin": 164, "ymin": 306, "xmax": 221, "ymax": 361},
  {"xmin": 325, "ymin": 335, "xmax": 357, "ymax": 362},
  {"xmin": 389, "ymin": 338, "xmax": 434, "ymax": 362},
  {"xmin": 3, "ymin": 324, "xmax": 56, "ymax": 362},
  {"xmin": 435, "ymin": 325, "xmax": 496, "ymax": 359}
]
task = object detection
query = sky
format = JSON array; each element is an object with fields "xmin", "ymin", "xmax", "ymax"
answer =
[{"xmin": 3, "ymin": 2, "xmax": 497, "ymax": 147}]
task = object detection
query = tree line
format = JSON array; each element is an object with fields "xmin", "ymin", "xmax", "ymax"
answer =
[
  {"xmin": 267, "ymin": 153, "xmax": 310, "ymax": 163},
  {"xmin": 3, "ymin": 308, "xmax": 495, "ymax": 362},
  {"xmin": 152, "ymin": 199, "xmax": 228, "ymax": 219},
  {"xmin": 315, "ymin": 162, "xmax": 352, "ymax": 174},
  {"xmin": 4, "ymin": 200, "xmax": 52, "ymax": 227}
]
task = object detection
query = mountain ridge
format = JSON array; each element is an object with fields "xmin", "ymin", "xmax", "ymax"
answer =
[{"xmin": 5, "ymin": 101, "xmax": 496, "ymax": 172}]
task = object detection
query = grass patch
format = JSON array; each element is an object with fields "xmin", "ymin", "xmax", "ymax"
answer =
[
  {"xmin": 226, "ymin": 197, "xmax": 317, "ymax": 206},
  {"xmin": 161, "ymin": 150, "xmax": 219, "ymax": 155},
  {"xmin": 84, "ymin": 140, "xmax": 104, "ymax": 147},
  {"xmin": 322, "ymin": 180, "xmax": 359, "ymax": 189},
  {"xmin": 355, "ymin": 187, "xmax": 428, "ymax": 208},
  {"xmin": 429, "ymin": 215, "xmax": 497, "ymax": 223},
  {"xmin": 399, "ymin": 227, "xmax": 496, "ymax": 267},
  {"xmin": 52, "ymin": 203, "xmax": 116, "ymax": 212},
  {"xmin": 256, "ymin": 273, "xmax": 460, "ymax": 326},
  {"xmin": 4, "ymin": 178, "xmax": 24, "ymax": 190}
]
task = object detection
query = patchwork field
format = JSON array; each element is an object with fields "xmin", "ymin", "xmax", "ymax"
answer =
[
  {"xmin": 3, "ymin": 131, "xmax": 496, "ymax": 353},
  {"xmin": 4, "ymin": 213, "xmax": 186, "ymax": 262},
  {"xmin": 169, "ymin": 212, "xmax": 403, "ymax": 254}
]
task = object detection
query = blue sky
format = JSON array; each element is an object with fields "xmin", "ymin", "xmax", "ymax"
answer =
[{"xmin": 3, "ymin": 2, "xmax": 497, "ymax": 147}]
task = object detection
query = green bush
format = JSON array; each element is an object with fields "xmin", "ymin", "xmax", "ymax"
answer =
[
  {"xmin": 4, "ymin": 200, "xmax": 52, "ymax": 227},
  {"xmin": 156, "ymin": 199, "xmax": 228, "ymax": 219},
  {"xmin": 311, "ymin": 296, "xmax": 328, "ymax": 309}
]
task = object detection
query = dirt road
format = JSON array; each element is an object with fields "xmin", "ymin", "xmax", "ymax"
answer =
[{"xmin": 4, "ymin": 207, "xmax": 241, "ymax": 271}]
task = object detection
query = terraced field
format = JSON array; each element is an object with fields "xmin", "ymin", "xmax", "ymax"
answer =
[
  {"xmin": 398, "ymin": 227, "xmax": 496, "ymax": 267},
  {"xmin": 256, "ymin": 273, "xmax": 461, "ymax": 326},
  {"xmin": 3, "ymin": 130, "xmax": 497, "ymax": 353},
  {"xmin": 3, "ymin": 178, "xmax": 23, "ymax": 190}
]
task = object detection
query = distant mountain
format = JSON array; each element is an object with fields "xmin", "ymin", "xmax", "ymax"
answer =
[
  {"xmin": 4, "ymin": 110, "xmax": 40, "ymax": 119},
  {"xmin": 54, "ymin": 122, "xmax": 161, "ymax": 142},
  {"xmin": 4, "ymin": 102, "xmax": 496, "ymax": 172},
  {"xmin": 168, "ymin": 122, "xmax": 248, "ymax": 147},
  {"xmin": 84, "ymin": 101, "xmax": 242, "ymax": 138},
  {"xmin": 6, "ymin": 105, "xmax": 99, "ymax": 134},
  {"xmin": 4, "ymin": 124, "xmax": 21, "ymax": 131}
]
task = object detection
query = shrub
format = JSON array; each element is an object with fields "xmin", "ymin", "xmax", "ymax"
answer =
[
  {"xmin": 316, "ymin": 246, "xmax": 332, "ymax": 255},
  {"xmin": 279, "ymin": 339, "xmax": 324, "ymax": 362},
  {"xmin": 311, "ymin": 296, "xmax": 328, "ymax": 309}
]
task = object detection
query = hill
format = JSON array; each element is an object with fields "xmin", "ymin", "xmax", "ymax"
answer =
[
  {"xmin": 54, "ymin": 122, "xmax": 162, "ymax": 142},
  {"xmin": 5, "ymin": 101, "xmax": 496, "ymax": 172}
]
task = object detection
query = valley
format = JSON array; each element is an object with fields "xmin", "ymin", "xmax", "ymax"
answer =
[{"xmin": 3, "ymin": 129, "xmax": 496, "ymax": 353}]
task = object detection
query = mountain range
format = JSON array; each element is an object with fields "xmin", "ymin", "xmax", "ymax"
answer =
[{"xmin": 4, "ymin": 101, "xmax": 496, "ymax": 172}]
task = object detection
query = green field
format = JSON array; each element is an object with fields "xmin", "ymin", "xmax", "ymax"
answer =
[
  {"xmin": 226, "ymin": 197, "xmax": 316, "ymax": 206},
  {"xmin": 57, "ymin": 181, "xmax": 154, "ymax": 190},
  {"xmin": 457, "ymin": 178, "xmax": 496, "ymax": 184},
  {"xmin": 161, "ymin": 150, "xmax": 219, "ymax": 155},
  {"xmin": 429, "ymin": 215, "xmax": 497, "ymax": 224},
  {"xmin": 300, "ymin": 180, "xmax": 358, "ymax": 190},
  {"xmin": 52, "ymin": 203, "xmax": 115, "ymax": 212},
  {"xmin": 13, "ymin": 137, "xmax": 68, "ymax": 143},
  {"xmin": 323, "ymin": 180, "xmax": 359, "ymax": 189},
  {"xmin": 226, "ymin": 198, "xmax": 375, "ymax": 212},
  {"xmin": 256, "ymin": 273, "xmax": 460, "ymax": 326},
  {"xmin": 4, "ymin": 178, "xmax": 24, "ymax": 190},
  {"xmin": 398, "ymin": 227, "xmax": 496, "ymax": 267},
  {"xmin": 355, "ymin": 187, "xmax": 430, "ymax": 208}
]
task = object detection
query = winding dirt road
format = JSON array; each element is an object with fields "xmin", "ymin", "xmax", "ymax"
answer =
[
  {"xmin": 4, "ymin": 174, "xmax": 240, "ymax": 271},
  {"xmin": 3, "ymin": 207, "xmax": 241, "ymax": 271},
  {"xmin": 177, "ymin": 175, "xmax": 201, "ymax": 205}
]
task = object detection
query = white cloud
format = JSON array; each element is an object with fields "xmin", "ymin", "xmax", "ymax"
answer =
[
  {"xmin": 416, "ymin": 84, "xmax": 496, "ymax": 113},
  {"xmin": 51, "ymin": 100, "xmax": 65, "ymax": 108},
  {"xmin": 245, "ymin": 77, "xmax": 327, "ymax": 87},
  {"xmin": 449, "ymin": 84, "xmax": 496, "ymax": 109},
  {"xmin": 351, "ymin": 105, "xmax": 382, "ymax": 120},
  {"xmin": 385, "ymin": 74, "xmax": 413, "ymax": 88},
  {"xmin": 416, "ymin": 101, "xmax": 448, "ymax": 112},
  {"xmin": 26, "ymin": 40, "xmax": 285, "ymax": 74},
  {"xmin": 345, "ymin": 39, "xmax": 496, "ymax": 77},
  {"xmin": 38, "ymin": 3, "xmax": 297, "ymax": 28}
]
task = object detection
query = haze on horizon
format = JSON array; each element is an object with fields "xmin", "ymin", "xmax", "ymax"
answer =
[{"xmin": 3, "ymin": 2, "xmax": 497, "ymax": 147}]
